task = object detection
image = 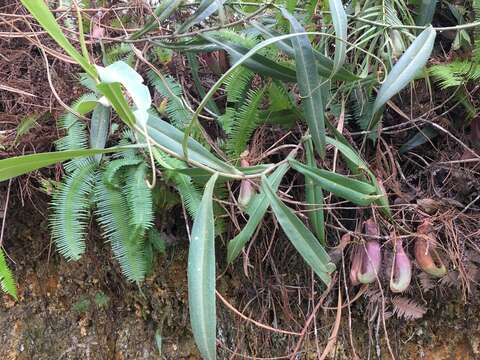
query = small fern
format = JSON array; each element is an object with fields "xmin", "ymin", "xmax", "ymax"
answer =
[
  {"xmin": 349, "ymin": 88, "xmax": 375, "ymax": 131},
  {"xmin": 103, "ymin": 43, "xmax": 134, "ymax": 66},
  {"xmin": 210, "ymin": 29, "xmax": 258, "ymax": 49},
  {"xmin": 227, "ymin": 86, "xmax": 266, "ymax": 157},
  {"xmin": 147, "ymin": 71, "xmax": 191, "ymax": 129},
  {"xmin": 429, "ymin": 60, "xmax": 480, "ymax": 88},
  {"xmin": 267, "ymin": 81, "xmax": 295, "ymax": 112},
  {"xmin": 218, "ymin": 67, "xmax": 255, "ymax": 134},
  {"xmin": 0, "ymin": 248, "xmax": 17, "ymax": 300},
  {"xmin": 154, "ymin": 150, "xmax": 202, "ymax": 219},
  {"xmin": 392, "ymin": 296, "xmax": 427, "ymax": 320},
  {"xmin": 50, "ymin": 162, "xmax": 96, "ymax": 261}
]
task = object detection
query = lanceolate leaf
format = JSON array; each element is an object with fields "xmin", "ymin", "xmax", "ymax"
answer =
[
  {"xmin": 305, "ymin": 139, "xmax": 325, "ymax": 244},
  {"xmin": 326, "ymin": 136, "xmax": 391, "ymax": 215},
  {"xmin": 177, "ymin": 0, "xmax": 226, "ymax": 34},
  {"xmin": 152, "ymin": 38, "xmax": 220, "ymax": 53},
  {"xmin": 261, "ymin": 175, "xmax": 335, "ymax": 286},
  {"xmin": 289, "ymin": 159, "xmax": 378, "ymax": 206},
  {"xmin": 416, "ymin": 0, "xmax": 437, "ymax": 26},
  {"xmin": 90, "ymin": 104, "xmax": 111, "ymax": 163},
  {"xmin": 326, "ymin": 136, "xmax": 369, "ymax": 173},
  {"xmin": 20, "ymin": 0, "xmax": 97, "ymax": 79},
  {"xmin": 145, "ymin": 115, "xmax": 241, "ymax": 176},
  {"xmin": 203, "ymin": 35, "xmax": 297, "ymax": 82},
  {"xmin": 328, "ymin": 0, "xmax": 348, "ymax": 75},
  {"xmin": 188, "ymin": 173, "xmax": 219, "ymax": 360},
  {"xmin": 250, "ymin": 21, "xmax": 359, "ymax": 81},
  {"xmin": 186, "ymin": 53, "xmax": 221, "ymax": 115},
  {"xmin": 0, "ymin": 248, "xmax": 17, "ymax": 300},
  {"xmin": 281, "ymin": 9, "xmax": 326, "ymax": 158},
  {"xmin": 130, "ymin": 0, "xmax": 184, "ymax": 40},
  {"xmin": 371, "ymin": 27, "xmax": 436, "ymax": 120},
  {"xmin": 227, "ymin": 163, "xmax": 290, "ymax": 264},
  {"xmin": 0, "ymin": 147, "xmax": 136, "ymax": 183}
]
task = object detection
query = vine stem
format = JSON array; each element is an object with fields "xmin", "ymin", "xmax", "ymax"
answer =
[
  {"xmin": 0, "ymin": 180, "xmax": 12, "ymax": 248},
  {"xmin": 349, "ymin": 15, "xmax": 480, "ymax": 32}
]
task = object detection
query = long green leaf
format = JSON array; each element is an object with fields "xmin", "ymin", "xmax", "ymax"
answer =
[
  {"xmin": 203, "ymin": 35, "xmax": 297, "ymax": 82},
  {"xmin": 90, "ymin": 104, "xmax": 111, "ymax": 163},
  {"xmin": 328, "ymin": 0, "xmax": 348, "ymax": 75},
  {"xmin": 227, "ymin": 163, "xmax": 290, "ymax": 263},
  {"xmin": 130, "ymin": 0, "xmax": 184, "ymax": 40},
  {"xmin": 0, "ymin": 248, "xmax": 17, "ymax": 300},
  {"xmin": 153, "ymin": 38, "xmax": 220, "ymax": 53},
  {"xmin": 416, "ymin": 0, "xmax": 437, "ymax": 26},
  {"xmin": 186, "ymin": 53, "xmax": 221, "ymax": 115},
  {"xmin": 178, "ymin": 0, "xmax": 225, "ymax": 33},
  {"xmin": 325, "ymin": 136, "xmax": 391, "ymax": 215},
  {"xmin": 20, "ymin": 0, "xmax": 96, "ymax": 79},
  {"xmin": 281, "ymin": 9, "xmax": 326, "ymax": 158},
  {"xmin": 250, "ymin": 21, "xmax": 359, "ymax": 81},
  {"xmin": 145, "ymin": 115, "xmax": 241, "ymax": 175},
  {"xmin": 326, "ymin": 136, "xmax": 369, "ymax": 172},
  {"xmin": 188, "ymin": 172, "xmax": 219, "ymax": 360},
  {"xmin": 289, "ymin": 159, "xmax": 378, "ymax": 206},
  {"xmin": 0, "ymin": 147, "xmax": 135, "ymax": 182},
  {"xmin": 261, "ymin": 175, "xmax": 335, "ymax": 286},
  {"xmin": 305, "ymin": 138, "xmax": 325, "ymax": 244},
  {"xmin": 372, "ymin": 27, "xmax": 436, "ymax": 118}
]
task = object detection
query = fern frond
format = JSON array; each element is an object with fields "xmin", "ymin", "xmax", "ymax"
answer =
[
  {"xmin": 0, "ymin": 248, "xmax": 17, "ymax": 300},
  {"xmin": 217, "ymin": 108, "xmax": 237, "ymax": 135},
  {"xmin": 56, "ymin": 93, "xmax": 97, "ymax": 173},
  {"xmin": 103, "ymin": 43, "xmax": 134, "ymax": 66},
  {"xmin": 349, "ymin": 88, "xmax": 375, "ymax": 131},
  {"xmin": 147, "ymin": 228, "xmax": 167, "ymax": 254},
  {"xmin": 217, "ymin": 67, "xmax": 255, "ymax": 135},
  {"xmin": 147, "ymin": 71, "xmax": 191, "ymax": 129},
  {"xmin": 267, "ymin": 81, "xmax": 295, "ymax": 112},
  {"xmin": 95, "ymin": 181, "xmax": 146, "ymax": 283},
  {"xmin": 174, "ymin": 173, "xmax": 202, "ymax": 220},
  {"xmin": 50, "ymin": 162, "xmax": 96, "ymax": 261},
  {"xmin": 103, "ymin": 157, "xmax": 142, "ymax": 188},
  {"xmin": 78, "ymin": 73, "xmax": 97, "ymax": 92},
  {"xmin": 154, "ymin": 150, "xmax": 202, "ymax": 219},
  {"xmin": 227, "ymin": 86, "xmax": 266, "ymax": 157},
  {"xmin": 429, "ymin": 60, "xmax": 480, "ymax": 89},
  {"xmin": 123, "ymin": 163, "xmax": 154, "ymax": 230},
  {"xmin": 392, "ymin": 296, "xmax": 426, "ymax": 320},
  {"xmin": 224, "ymin": 67, "xmax": 255, "ymax": 104},
  {"xmin": 210, "ymin": 30, "xmax": 258, "ymax": 48}
]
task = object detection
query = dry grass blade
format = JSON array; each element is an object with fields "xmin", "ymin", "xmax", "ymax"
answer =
[{"xmin": 0, "ymin": 84, "xmax": 36, "ymax": 97}]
